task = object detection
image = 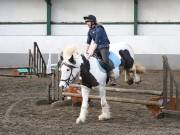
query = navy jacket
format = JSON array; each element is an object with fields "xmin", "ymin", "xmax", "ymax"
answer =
[{"xmin": 87, "ymin": 25, "xmax": 110, "ymax": 49}]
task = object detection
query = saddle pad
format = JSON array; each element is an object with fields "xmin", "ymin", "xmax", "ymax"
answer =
[
  {"xmin": 96, "ymin": 51, "xmax": 121, "ymax": 73},
  {"xmin": 109, "ymin": 51, "xmax": 121, "ymax": 68}
]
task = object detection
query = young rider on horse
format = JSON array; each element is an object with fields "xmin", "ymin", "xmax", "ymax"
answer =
[{"xmin": 83, "ymin": 15, "xmax": 116, "ymax": 86}]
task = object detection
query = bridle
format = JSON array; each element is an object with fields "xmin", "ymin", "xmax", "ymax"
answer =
[{"xmin": 60, "ymin": 62, "xmax": 79, "ymax": 87}]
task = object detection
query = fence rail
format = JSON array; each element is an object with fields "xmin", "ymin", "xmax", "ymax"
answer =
[
  {"xmin": 162, "ymin": 55, "xmax": 180, "ymax": 112},
  {"xmin": 29, "ymin": 42, "xmax": 46, "ymax": 77}
]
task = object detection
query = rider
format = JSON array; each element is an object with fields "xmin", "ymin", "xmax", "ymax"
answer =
[{"xmin": 83, "ymin": 14, "xmax": 116, "ymax": 86}]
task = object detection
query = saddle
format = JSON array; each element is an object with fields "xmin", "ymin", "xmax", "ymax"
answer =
[{"xmin": 96, "ymin": 51, "xmax": 121, "ymax": 72}]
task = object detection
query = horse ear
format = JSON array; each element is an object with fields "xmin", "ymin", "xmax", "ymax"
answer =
[
  {"xmin": 58, "ymin": 55, "xmax": 63, "ymax": 68},
  {"xmin": 60, "ymin": 55, "xmax": 64, "ymax": 61},
  {"xmin": 69, "ymin": 55, "xmax": 76, "ymax": 64},
  {"xmin": 81, "ymin": 54, "xmax": 90, "ymax": 71}
]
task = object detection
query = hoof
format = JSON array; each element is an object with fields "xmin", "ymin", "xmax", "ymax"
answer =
[
  {"xmin": 76, "ymin": 117, "xmax": 85, "ymax": 124},
  {"xmin": 98, "ymin": 114, "xmax": 111, "ymax": 121}
]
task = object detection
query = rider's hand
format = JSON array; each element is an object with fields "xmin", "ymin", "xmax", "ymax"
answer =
[
  {"xmin": 86, "ymin": 53, "xmax": 91, "ymax": 59},
  {"xmin": 86, "ymin": 44, "xmax": 90, "ymax": 54}
]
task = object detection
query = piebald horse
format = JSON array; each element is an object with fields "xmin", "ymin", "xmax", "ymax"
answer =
[{"xmin": 59, "ymin": 43, "xmax": 145, "ymax": 124}]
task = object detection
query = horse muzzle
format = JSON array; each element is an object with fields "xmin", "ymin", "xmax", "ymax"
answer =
[{"xmin": 127, "ymin": 79, "xmax": 134, "ymax": 85}]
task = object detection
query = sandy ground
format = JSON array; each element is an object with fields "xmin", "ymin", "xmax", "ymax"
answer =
[{"xmin": 1, "ymin": 70, "xmax": 180, "ymax": 135}]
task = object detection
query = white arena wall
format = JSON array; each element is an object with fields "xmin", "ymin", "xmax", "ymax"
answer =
[
  {"xmin": 0, "ymin": 0, "xmax": 46, "ymax": 22},
  {"xmin": 0, "ymin": 36, "xmax": 180, "ymax": 69},
  {"xmin": 1, "ymin": 36, "xmax": 180, "ymax": 55},
  {"xmin": 0, "ymin": 0, "xmax": 180, "ymax": 69},
  {"xmin": 1, "ymin": 0, "xmax": 180, "ymax": 36}
]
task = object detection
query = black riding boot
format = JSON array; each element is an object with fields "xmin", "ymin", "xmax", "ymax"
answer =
[{"xmin": 107, "ymin": 70, "xmax": 116, "ymax": 86}]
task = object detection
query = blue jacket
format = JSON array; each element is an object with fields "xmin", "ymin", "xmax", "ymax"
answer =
[{"xmin": 87, "ymin": 25, "xmax": 110, "ymax": 49}]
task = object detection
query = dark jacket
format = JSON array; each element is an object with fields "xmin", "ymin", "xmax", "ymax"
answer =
[{"xmin": 87, "ymin": 25, "xmax": 110, "ymax": 49}]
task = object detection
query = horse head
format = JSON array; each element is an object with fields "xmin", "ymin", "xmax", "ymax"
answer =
[
  {"xmin": 59, "ymin": 48, "xmax": 83, "ymax": 90},
  {"xmin": 126, "ymin": 63, "xmax": 146, "ymax": 85}
]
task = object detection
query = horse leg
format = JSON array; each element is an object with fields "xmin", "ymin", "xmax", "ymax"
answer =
[
  {"xmin": 124, "ymin": 70, "xmax": 128, "ymax": 82},
  {"xmin": 133, "ymin": 65, "xmax": 141, "ymax": 83},
  {"xmin": 76, "ymin": 85, "xmax": 90, "ymax": 124},
  {"xmin": 98, "ymin": 86, "xmax": 111, "ymax": 120}
]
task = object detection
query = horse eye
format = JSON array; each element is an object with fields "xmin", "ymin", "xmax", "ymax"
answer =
[{"xmin": 67, "ymin": 69, "xmax": 70, "ymax": 71}]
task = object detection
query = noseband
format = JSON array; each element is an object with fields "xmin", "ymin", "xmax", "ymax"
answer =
[{"xmin": 60, "ymin": 62, "xmax": 78, "ymax": 87}]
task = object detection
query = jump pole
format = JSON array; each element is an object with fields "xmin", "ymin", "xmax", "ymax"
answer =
[
  {"xmin": 70, "ymin": 84, "xmax": 162, "ymax": 96},
  {"xmin": 62, "ymin": 92, "xmax": 161, "ymax": 106}
]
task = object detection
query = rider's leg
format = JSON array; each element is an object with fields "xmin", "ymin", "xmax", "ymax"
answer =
[{"xmin": 99, "ymin": 47, "xmax": 116, "ymax": 85}]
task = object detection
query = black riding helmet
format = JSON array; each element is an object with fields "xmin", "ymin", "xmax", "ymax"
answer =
[{"xmin": 83, "ymin": 15, "xmax": 97, "ymax": 23}]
